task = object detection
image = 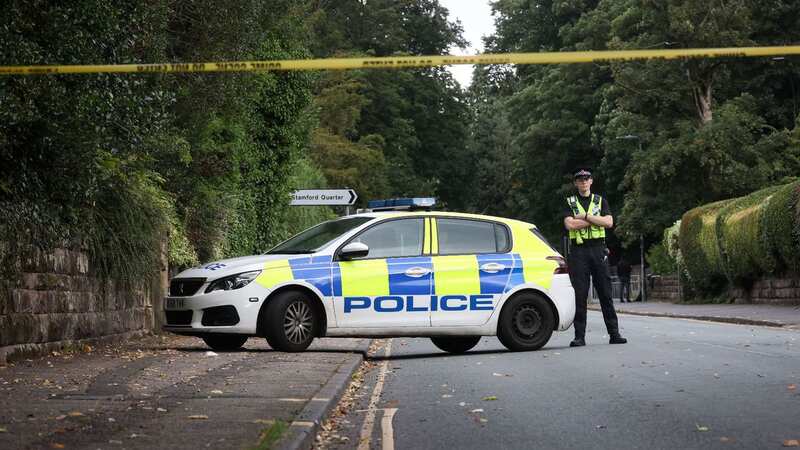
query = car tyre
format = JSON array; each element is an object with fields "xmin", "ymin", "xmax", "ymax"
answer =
[
  {"xmin": 497, "ymin": 292, "xmax": 554, "ymax": 351},
  {"xmin": 430, "ymin": 336, "xmax": 481, "ymax": 354},
  {"xmin": 263, "ymin": 290, "xmax": 319, "ymax": 352},
  {"xmin": 201, "ymin": 334, "xmax": 248, "ymax": 351}
]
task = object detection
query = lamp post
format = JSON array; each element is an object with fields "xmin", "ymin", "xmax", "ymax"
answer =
[{"xmin": 616, "ymin": 134, "xmax": 646, "ymax": 302}]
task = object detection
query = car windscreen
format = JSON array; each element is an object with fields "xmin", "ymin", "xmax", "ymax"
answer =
[{"xmin": 266, "ymin": 217, "xmax": 373, "ymax": 254}]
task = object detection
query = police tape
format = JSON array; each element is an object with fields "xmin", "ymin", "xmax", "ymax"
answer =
[{"xmin": 2, "ymin": 46, "xmax": 800, "ymax": 75}]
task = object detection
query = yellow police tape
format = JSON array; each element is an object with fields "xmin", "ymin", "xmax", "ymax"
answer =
[{"xmin": 2, "ymin": 46, "xmax": 800, "ymax": 75}]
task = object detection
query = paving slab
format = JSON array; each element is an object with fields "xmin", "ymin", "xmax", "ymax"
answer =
[{"xmin": 0, "ymin": 334, "xmax": 369, "ymax": 450}]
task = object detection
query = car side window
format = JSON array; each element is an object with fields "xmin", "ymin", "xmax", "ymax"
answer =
[
  {"xmin": 437, "ymin": 218, "xmax": 508, "ymax": 255},
  {"xmin": 350, "ymin": 218, "xmax": 423, "ymax": 259}
]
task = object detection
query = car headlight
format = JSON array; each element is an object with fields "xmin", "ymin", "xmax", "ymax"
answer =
[{"xmin": 204, "ymin": 270, "xmax": 262, "ymax": 294}]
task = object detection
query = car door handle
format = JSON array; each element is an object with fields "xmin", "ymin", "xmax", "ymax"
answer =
[
  {"xmin": 480, "ymin": 263, "xmax": 506, "ymax": 273},
  {"xmin": 404, "ymin": 267, "xmax": 430, "ymax": 278}
]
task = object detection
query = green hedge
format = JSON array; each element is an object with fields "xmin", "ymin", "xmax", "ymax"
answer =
[
  {"xmin": 716, "ymin": 186, "xmax": 782, "ymax": 283},
  {"xmin": 676, "ymin": 180, "xmax": 800, "ymax": 295},
  {"xmin": 679, "ymin": 199, "xmax": 732, "ymax": 294},
  {"xmin": 762, "ymin": 181, "xmax": 800, "ymax": 273}
]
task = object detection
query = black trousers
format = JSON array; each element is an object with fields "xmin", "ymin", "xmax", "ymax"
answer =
[{"xmin": 568, "ymin": 244, "xmax": 620, "ymax": 338}]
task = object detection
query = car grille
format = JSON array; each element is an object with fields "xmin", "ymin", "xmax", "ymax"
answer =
[
  {"xmin": 201, "ymin": 305, "xmax": 240, "ymax": 326},
  {"xmin": 169, "ymin": 278, "xmax": 206, "ymax": 297},
  {"xmin": 165, "ymin": 310, "xmax": 193, "ymax": 326}
]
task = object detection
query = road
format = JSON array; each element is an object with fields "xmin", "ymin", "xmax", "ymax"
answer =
[{"xmin": 317, "ymin": 312, "xmax": 800, "ymax": 450}]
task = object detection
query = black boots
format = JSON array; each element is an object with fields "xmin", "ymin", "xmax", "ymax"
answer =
[
  {"xmin": 570, "ymin": 334, "xmax": 628, "ymax": 347},
  {"xmin": 609, "ymin": 333, "xmax": 628, "ymax": 344},
  {"xmin": 569, "ymin": 337, "xmax": 586, "ymax": 347}
]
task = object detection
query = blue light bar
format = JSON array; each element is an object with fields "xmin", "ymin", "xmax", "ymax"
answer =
[{"xmin": 367, "ymin": 197, "xmax": 436, "ymax": 211}]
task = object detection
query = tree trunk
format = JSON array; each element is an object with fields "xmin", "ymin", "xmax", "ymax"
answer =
[{"xmin": 694, "ymin": 82, "xmax": 713, "ymax": 124}]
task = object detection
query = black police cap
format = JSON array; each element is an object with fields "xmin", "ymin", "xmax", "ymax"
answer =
[{"xmin": 573, "ymin": 168, "xmax": 592, "ymax": 179}]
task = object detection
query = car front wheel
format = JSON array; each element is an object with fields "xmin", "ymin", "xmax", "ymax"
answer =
[
  {"xmin": 263, "ymin": 290, "xmax": 319, "ymax": 352},
  {"xmin": 497, "ymin": 292, "xmax": 555, "ymax": 351},
  {"xmin": 201, "ymin": 334, "xmax": 248, "ymax": 351},
  {"xmin": 430, "ymin": 336, "xmax": 481, "ymax": 354}
]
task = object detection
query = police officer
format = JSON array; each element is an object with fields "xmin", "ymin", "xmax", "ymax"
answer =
[{"xmin": 563, "ymin": 168, "xmax": 627, "ymax": 347}]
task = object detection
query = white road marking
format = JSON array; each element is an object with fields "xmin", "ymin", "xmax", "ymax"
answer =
[
  {"xmin": 357, "ymin": 340, "xmax": 393, "ymax": 450},
  {"xmin": 381, "ymin": 407, "xmax": 398, "ymax": 450}
]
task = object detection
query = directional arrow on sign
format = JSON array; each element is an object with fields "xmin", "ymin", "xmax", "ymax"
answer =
[{"xmin": 290, "ymin": 189, "xmax": 358, "ymax": 206}]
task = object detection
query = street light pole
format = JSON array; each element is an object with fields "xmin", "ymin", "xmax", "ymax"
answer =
[
  {"xmin": 640, "ymin": 233, "xmax": 646, "ymax": 302},
  {"xmin": 616, "ymin": 134, "xmax": 646, "ymax": 301}
]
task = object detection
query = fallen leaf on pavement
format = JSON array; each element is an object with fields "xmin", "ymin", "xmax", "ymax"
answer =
[
  {"xmin": 482, "ymin": 396, "xmax": 497, "ymax": 401},
  {"xmin": 50, "ymin": 444, "xmax": 65, "ymax": 449},
  {"xmin": 67, "ymin": 411, "xmax": 84, "ymax": 417},
  {"xmin": 187, "ymin": 415, "xmax": 208, "ymax": 420},
  {"xmin": 695, "ymin": 424, "xmax": 710, "ymax": 432},
  {"xmin": 784, "ymin": 440, "xmax": 800, "ymax": 447}
]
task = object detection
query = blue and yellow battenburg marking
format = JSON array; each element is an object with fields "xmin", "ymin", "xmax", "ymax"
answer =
[{"xmin": 255, "ymin": 253, "xmax": 552, "ymax": 312}]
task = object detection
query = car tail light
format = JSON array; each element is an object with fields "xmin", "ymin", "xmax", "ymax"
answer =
[{"xmin": 546, "ymin": 256, "xmax": 568, "ymax": 274}]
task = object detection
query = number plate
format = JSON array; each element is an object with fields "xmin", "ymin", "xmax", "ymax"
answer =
[{"xmin": 165, "ymin": 298, "xmax": 185, "ymax": 310}]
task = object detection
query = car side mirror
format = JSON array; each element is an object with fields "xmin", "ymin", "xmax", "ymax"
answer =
[{"xmin": 340, "ymin": 242, "xmax": 369, "ymax": 260}]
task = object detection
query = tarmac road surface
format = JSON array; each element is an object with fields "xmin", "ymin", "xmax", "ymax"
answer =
[{"xmin": 318, "ymin": 312, "xmax": 800, "ymax": 450}]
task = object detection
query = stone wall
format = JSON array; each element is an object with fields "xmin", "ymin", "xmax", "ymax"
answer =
[
  {"xmin": 648, "ymin": 275, "xmax": 682, "ymax": 302},
  {"xmin": 643, "ymin": 274, "xmax": 800, "ymax": 306},
  {"xmin": 0, "ymin": 247, "xmax": 167, "ymax": 363},
  {"xmin": 732, "ymin": 278, "xmax": 800, "ymax": 306}
]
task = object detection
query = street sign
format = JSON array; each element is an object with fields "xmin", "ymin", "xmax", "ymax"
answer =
[{"xmin": 290, "ymin": 189, "xmax": 357, "ymax": 206}]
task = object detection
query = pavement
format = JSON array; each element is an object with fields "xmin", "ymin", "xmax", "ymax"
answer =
[
  {"xmin": 0, "ymin": 334, "xmax": 370, "ymax": 450},
  {"xmin": 591, "ymin": 301, "xmax": 800, "ymax": 329}
]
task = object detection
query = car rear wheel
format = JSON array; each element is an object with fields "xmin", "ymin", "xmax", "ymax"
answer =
[
  {"xmin": 201, "ymin": 334, "xmax": 248, "ymax": 351},
  {"xmin": 263, "ymin": 290, "xmax": 319, "ymax": 352},
  {"xmin": 497, "ymin": 292, "xmax": 554, "ymax": 352},
  {"xmin": 430, "ymin": 336, "xmax": 481, "ymax": 354}
]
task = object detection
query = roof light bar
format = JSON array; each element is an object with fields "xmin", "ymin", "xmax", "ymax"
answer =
[{"xmin": 367, "ymin": 197, "xmax": 436, "ymax": 211}]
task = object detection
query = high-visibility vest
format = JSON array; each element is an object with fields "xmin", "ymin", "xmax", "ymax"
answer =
[{"xmin": 567, "ymin": 194, "xmax": 606, "ymax": 244}]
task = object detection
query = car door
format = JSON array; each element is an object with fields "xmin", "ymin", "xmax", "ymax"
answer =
[
  {"xmin": 430, "ymin": 218, "xmax": 513, "ymax": 326},
  {"xmin": 333, "ymin": 218, "xmax": 432, "ymax": 328}
]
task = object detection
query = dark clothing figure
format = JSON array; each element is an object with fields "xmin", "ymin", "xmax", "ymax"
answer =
[
  {"xmin": 617, "ymin": 258, "xmax": 632, "ymax": 302},
  {"xmin": 563, "ymin": 171, "xmax": 626, "ymax": 347}
]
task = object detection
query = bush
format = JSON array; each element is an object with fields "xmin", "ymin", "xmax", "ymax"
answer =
[
  {"xmin": 679, "ymin": 200, "xmax": 732, "ymax": 295},
  {"xmin": 761, "ymin": 180, "xmax": 800, "ymax": 273},
  {"xmin": 716, "ymin": 186, "xmax": 782, "ymax": 284},
  {"xmin": 646, "ymin": 242, "xmax": 676, "ymax": 275}
]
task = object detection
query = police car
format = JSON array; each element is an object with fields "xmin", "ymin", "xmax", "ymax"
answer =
[{"xmin": 163, "ymin": 198, "xmax": 575, "ymax": 354}]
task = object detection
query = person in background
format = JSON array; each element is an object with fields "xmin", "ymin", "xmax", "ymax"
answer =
[
  {"xmin": 563, "ymin": 167, "xmax": 627, "ymax": 347},
  {"xmin": 617, "ymin": 257, "xmax": 632, "ymax": 303}
]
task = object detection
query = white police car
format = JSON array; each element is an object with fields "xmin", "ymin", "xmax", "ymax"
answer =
[{"xmin": 163, "ymin": 198, "xmax": 575, "ymax": 353}]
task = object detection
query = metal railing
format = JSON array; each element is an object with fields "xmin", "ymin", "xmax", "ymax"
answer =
[{"xmin": 589, "ymin": 275, "xmax": 642, "ymax": 303}]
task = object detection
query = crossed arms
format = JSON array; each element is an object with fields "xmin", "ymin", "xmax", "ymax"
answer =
[{"xmin": 564, "ymin": 213, "xmax": 613, "ymax": 231}]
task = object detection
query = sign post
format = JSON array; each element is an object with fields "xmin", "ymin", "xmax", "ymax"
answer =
[{"xmin": 290, "ymin": 189, "xmax": 358, "ymax": 206}]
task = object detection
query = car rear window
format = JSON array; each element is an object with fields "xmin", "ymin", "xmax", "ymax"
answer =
[{"xmin": 437, "ymin": 218, "xmax": 510, "ymax": 255}]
